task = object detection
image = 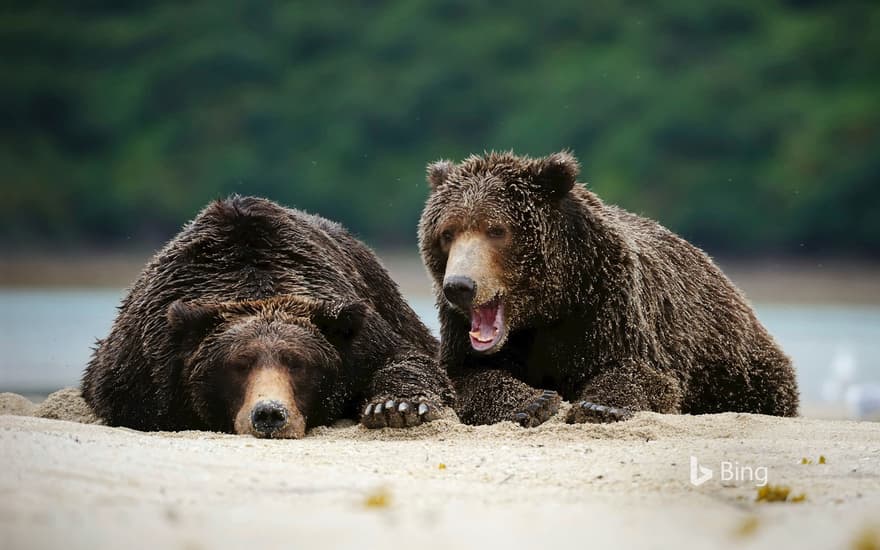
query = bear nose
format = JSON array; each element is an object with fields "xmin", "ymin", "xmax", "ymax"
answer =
[
  {"xmin": 251, "ymin": 400, "xmax": 289, "ymax": 436},
  {"xmin": 443, "ymin": 275, "xmax": 477, "ymax": 309}
]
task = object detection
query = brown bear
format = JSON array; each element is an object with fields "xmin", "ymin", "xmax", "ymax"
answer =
[
  {"xmin": 82, "ymin": 196, "xmax": 454, "ymax": 438},
  {"xmin": 419, "ymin": 151, "xmax": 799, "ymax": 426}
]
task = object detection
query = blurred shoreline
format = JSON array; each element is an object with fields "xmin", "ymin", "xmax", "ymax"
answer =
[
  {"xmin": 2, "ymin": 251, "xmax": 879, "ymax": 305},
  {"xmin": 3, "ymin": 253, "xmax": 878, "ymax": 416}
]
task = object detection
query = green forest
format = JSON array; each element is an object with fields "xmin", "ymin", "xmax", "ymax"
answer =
[{"xmin": 1, "ymin": 0, "xmax": 878, "ymax": 255}]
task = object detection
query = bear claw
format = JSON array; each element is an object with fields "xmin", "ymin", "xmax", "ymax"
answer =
[
  {"xmin": 512, "ymin": 389, "xmax": 561, "ymax": 428},
  {"xmin": 567, "ymin": 400, "xmax": 632, "ymax": 424},
  {"xmin": 361, "ymin": 397, "xmax": 439, "ymax": 429}
]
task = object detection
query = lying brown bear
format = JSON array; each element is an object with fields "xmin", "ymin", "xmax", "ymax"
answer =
[
  {"xmin": 419, "ymin": 151, "xmax": 799, "ymax": 426},
  {"xmin": 82, "ymin": 196, "xmax": 454, "ymax": 438}
]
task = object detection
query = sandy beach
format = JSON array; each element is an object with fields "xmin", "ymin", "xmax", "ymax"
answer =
[{"xmin": 1, "ymin": 391, "xmax": 879, "ymax": 550}]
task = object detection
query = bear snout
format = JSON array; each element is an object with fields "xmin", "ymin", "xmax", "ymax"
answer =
[
  {"xmin": 443, "ymin": 234, "xmax": 505, "ymax": 310},
  {"xmin": 250, "ymin": 400, "xmax": 289, "ymax": 437},
  {"xmin": 233, "ymin": 366, "xmax": 307, "ymax": 439},
  {"xmin": 443, "ymin": 275, "xmax": 477, "ymax": 309}
]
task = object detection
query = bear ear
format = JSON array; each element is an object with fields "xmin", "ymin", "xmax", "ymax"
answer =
[
  {"xmin": 167, "ymin": 300, "xmax": 225, "ymax": 353},
  {"xmin": 527, "ymin": 151, "xmax": 580, "ymax": 199},
  {"xmin": 426, "ymin": 160, "xmax": 454, "ymax": 189},
  {"xmin": 311, "ymin": 301, "xmax": 368, "ymax": 347}
]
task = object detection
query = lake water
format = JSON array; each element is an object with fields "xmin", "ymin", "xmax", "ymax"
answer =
[{"xmin": 1, "ymin": 290, "xmax": 878, "ymax": 408}]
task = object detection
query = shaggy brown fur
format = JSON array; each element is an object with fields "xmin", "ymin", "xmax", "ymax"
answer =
[
  {"xmin": 419, "ymin": 151, "xmax": 799, "ymax": 426},
  {"xmin": 82, "ymin": 196, "xmax": 454, "ymax": 437}
]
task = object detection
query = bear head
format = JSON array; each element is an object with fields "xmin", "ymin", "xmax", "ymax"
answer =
[
  {"xmin": 167, "ymin": 295, "xmax": 366, "ymax": 438},
  {"xmin": 418, "ymin": 150, "xmax": 581, "ymax": 355}
]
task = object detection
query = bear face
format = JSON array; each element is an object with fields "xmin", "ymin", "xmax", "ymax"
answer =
[
  {"xmin": 167, "ymin": 295, "xmax": 365, "ymax": 439},
  {"xmin": 418, "ymin": 151, "xmax": 580, "ymax": 355}
]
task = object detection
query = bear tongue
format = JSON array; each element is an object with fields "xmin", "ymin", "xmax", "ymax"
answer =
[{"xmin": 469, "ymin": 302, "xmax": 500, "ymax": 343}]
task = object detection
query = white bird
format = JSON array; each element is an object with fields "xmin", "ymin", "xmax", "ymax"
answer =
[
  {"xmin": 821, "ymin": 346, "xmax": 856, "ymax": 403},
  {"xmin": 845, "ymin": 384, "xmax": 880, "ymax": 421},
  {"xmin": 821, "ymin": 345, "xmax": 880, "ymax": 420}
]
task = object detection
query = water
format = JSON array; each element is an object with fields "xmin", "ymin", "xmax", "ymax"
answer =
[{"xmin": 1, "ymin": 290, "xmax": 879, "ymax": 406}]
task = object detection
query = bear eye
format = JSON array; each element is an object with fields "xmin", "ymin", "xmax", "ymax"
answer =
[
  {"xmin": 439, "ymin": 229, "xmax": 454, "ymax": 244},
  {"xmin": 228, "ymin": 356, "xmax": 254, "ymax": 373},
  {"xmin": 487, "ymin": 225, "xmax": 507, "ymax": 239},
  {"xmin": 280, "ymin": 352, "xmax": 302, "ymax": 369}
]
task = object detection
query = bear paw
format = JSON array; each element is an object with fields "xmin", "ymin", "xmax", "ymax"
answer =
[
  {"xmin": 567, "ymin": 400, "xmax": 632, "ymax": 424},
  {"xmin": 361, "ymin": 398, "xmax": 440, "ymax": 429},
  {"xmin": 512, "ymin": 390, "xmax": 561, "ymax": 428}
]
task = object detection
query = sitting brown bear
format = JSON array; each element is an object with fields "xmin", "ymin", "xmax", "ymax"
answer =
[
  {"xmin": 82, "ymin": 196, "xmax": 454, "ymax": 438},
  {"xmin": 418, "ymin": 151, "xmax": 799, "ymax": 426}
]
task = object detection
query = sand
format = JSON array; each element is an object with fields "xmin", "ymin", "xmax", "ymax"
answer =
[
  {"xmin": 0, "ymin": 392, "xmax": 37, "ymax": 417},
  {"xmin": 1, "ymin": 390, "xmax": 879, "ymax": 550}
]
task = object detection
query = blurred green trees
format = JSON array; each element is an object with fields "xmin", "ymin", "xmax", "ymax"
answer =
[{"xmin": 1, "ymin": 0, "xmax": 878, "ymax": 255}]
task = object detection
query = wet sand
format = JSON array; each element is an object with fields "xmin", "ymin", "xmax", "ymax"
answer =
[{"xmin": 1, "ymin": 390, "xmax": 879, "ymax": 549}]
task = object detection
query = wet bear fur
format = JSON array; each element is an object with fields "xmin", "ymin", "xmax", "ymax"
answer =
[
  {"xmin": 419, "ymin": 151, "xmax": 799, "ymax": 425},
  {"xmin": 83, "ymin": 196, "xmax": 454, "ymax": 436}
]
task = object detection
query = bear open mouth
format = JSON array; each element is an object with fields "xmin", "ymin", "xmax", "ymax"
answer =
[{"xmin": 469, "ymin": 298, "xmax": 505, "ymax": 353}]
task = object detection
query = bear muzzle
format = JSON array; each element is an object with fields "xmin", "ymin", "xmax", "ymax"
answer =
[
  {"xmin": 443, "ymin": 234, "xmax": 510, "ymax": 354},
  {"xmin": 234, "ymin": 366, "xmax": 307, "ymax": 439}
]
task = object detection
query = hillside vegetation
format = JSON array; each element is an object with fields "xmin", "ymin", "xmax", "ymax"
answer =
[{"xmin": 2, "ymin": 1, "xmax": 878, "ymax": 255}]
